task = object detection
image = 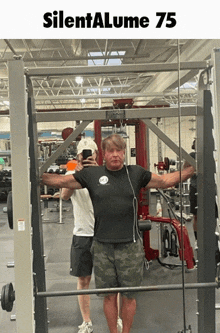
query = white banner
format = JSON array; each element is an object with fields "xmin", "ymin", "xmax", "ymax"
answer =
[{"xmin": 0, "ymin": 0, "xmax": 219, "ymax": 39}]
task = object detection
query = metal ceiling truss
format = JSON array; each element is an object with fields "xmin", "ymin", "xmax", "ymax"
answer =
[
  {"xmin": 26, "ymin": 61, "xmax": 208, "ymax": 77},
  {"xmin": 24, "ymin": 61, "xmax": 207, "ymax": 109},
  {"xmin": 2, "ymin": 39, "xmax": 219, "ymax": 112}
]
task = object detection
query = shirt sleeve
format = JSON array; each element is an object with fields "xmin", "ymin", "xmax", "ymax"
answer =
[
  {"xmin": 73, "ymin": 169, "xmax": 88, "ymax": 188},
  {"xmin": 65, "ymin": 170, "xmax": 75, "ymax": 176},
  {"xmin": 130, "ymin": 165, "xmax": 151, "ymax": 188},
  {"xmin": 141, "ymin": 169, "xmax": 152, "ymax": 187}
]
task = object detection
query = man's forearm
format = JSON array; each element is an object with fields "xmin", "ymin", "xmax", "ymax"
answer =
[
  {"xmin": 42, "ymin": 173, "xmax": 82, "ymax": 190},
  {"xmin": 61, "ymin": 188, "xmax": 74, "ymax": 200},
  {"xmin": 181, "ymin": 165, "xmax": 195, "ymax": 181},
  {"xmin": 161, "ymin": 165, "xmax": 195, "ymax": 188}
]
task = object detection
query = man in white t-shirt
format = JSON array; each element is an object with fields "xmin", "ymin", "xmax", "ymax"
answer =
[{"xmin": 61, "ymin": 138, "xmax": 98, "ymax": 333}]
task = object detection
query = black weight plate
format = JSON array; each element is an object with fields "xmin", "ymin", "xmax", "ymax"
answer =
[
  {"xmin": 164, "ymin": 157, "xmax": 170, "ymax": 171},
  {"xmin": 1, "ymin": 285, "xmax": 6, "ymax": 310},
  {"xmin": 4, "ymin": 283, "xmax": 14, "ymax": 312},
  {"xmin": 7, "ymin": 191, "xmax": 13, "ymax": 229}
]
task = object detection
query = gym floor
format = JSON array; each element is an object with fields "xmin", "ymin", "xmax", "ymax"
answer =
[{"xmin": 1, "ymin": 195, "xmax": 220, "ymax": 333}]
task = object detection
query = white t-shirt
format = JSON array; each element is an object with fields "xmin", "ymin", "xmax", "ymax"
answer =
[{"xmin": 66, "ymin": 170, "xmax": 95, "ymax": 237}]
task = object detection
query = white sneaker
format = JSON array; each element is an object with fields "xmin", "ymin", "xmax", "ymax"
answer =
[
  {"xmin": 194, "ymin": 240, "xmax": 198, "ymax": 250},
  {"xmin": 117, "ymin": 317, "xmax": 123, "ymax": 333},
  {"xmin": 78, "ymin": 321, "xmax": 93, "ymax": 333}
]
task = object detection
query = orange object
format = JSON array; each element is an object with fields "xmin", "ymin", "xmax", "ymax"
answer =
[{"xmin": 66, "ymin": 160, "xmax": 78, "ymax": 171}]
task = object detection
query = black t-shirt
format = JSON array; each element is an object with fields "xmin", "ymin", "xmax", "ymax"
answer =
[{"xmin": 74, "ymin": 165, "xmax": 151, "ymax": 243}]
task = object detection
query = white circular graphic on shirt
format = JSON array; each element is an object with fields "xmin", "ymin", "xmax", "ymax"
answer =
[{"xmin": 99, "ymin": 176, "xmax": 109, "ymax": 185}]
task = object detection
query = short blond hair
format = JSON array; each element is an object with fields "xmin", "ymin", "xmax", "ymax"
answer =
[{"xmin": 102, "ymin": 134, "xmax": 126, "ymax": 151}]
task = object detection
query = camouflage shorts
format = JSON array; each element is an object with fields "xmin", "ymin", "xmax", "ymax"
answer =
[{"xmin": 92, "ymin": 239, "xmax": 145, "ymax": 298}]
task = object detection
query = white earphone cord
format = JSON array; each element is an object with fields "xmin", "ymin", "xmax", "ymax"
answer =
[
  {"xmin": 125, "ymin": 165, "xmax": 142, "ymax": 243},
  {"xmin": 125, "ymin": 165, "xmax": 150, "ymax": 270}
]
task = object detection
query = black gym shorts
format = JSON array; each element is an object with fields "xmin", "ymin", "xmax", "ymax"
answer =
[{"xmin": 70, "ymin": 235, "xmax": 93, "ymax": 277}]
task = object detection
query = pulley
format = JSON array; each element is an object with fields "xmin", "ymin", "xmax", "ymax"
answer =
[
  {"xmin": 61, "ymin": 127, "xmax": 82, "ymax": 141},
  {"xmin": 138, "ymin": 219, "xmax": 152, "ymax": 231},
  {"xmin": 61, "ymin": 127, "xmax": 73, "ymax": 140},
  {"xmin": 0, "ymin": 283, "xmax": 15, "ymax": 312}
]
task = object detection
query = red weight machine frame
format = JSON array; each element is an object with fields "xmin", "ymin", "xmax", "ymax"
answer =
[{"xmin": 94, "ymin": 118, "xmax": 195, "ymax": 270}]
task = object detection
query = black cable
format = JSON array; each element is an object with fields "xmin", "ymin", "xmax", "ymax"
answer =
[
  {"xmin": 177, "ymin": 38, "xmax": 187, "ymax": 333},
  {"xmin": 157, "ymin": 257, "xmax": 185, "ymax": 270}
]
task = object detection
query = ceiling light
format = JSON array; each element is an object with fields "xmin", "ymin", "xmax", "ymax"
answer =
[{"xmin": 75, "ymin": 76, "xmax": 84, "ymax": 85}]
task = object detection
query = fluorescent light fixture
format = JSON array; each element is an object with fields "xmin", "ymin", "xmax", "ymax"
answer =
[{"xmin": 75, "ymin": 76, "xmax": 84, "ymax": 85}]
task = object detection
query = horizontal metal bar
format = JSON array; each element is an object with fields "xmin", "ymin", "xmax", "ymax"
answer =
[
  {"xmin": 36, "ymin": 93, "xmax": 150, "ymax": 101},
  {"xmin": 37, "ymin": 281, "xmax": 218, "ymax": 298},
  {"xmin": 125, "ymin": 106, "xmax": 197, "ymax": 120},
  {"xmin": 35, "ymin": 106, "xmax": 197, "ymax": 123},
  {"xmin": 0, "ymin": 54, "xmax": 151, "ymax": 64},
  {"xmin": 0, "ymin": 150, "xmax": 11, "ymax": 156},
  {"xmin": 27, "ymin": 61, "xmax": 208, "ymax": 77},
  {"xmin": 35, "ymin": 92, "xmax": 197, "ymax": 101}
]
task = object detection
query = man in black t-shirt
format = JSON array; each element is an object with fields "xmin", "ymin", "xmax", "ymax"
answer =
[
  {"xmin": 73, "ymin": 163, "xmax": 151, "ymax": 243},
  {"xmin": 42, "ymin": 134, "xmax": 195, "ymax": 333}
]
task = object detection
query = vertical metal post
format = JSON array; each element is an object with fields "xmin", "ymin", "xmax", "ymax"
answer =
[
  {"xmin": 135, "ymin": 120, "xmax": 150, "ymax": 218},
  {"xmin": 8, "ymin": 60, "xmax": 35, "ymax": 332},
  {"xmin": 135, "ymin": 120, "xmax": 148, "ymax": 170},
  {"xmin": 94, "ymin": 120, "xmax": 103, "ymax": 164},
  {"xmin": 27, "ymin": 78, "xmax": 48, "ymax": 333},
  {"xmin": 58, "ymin": 190, "xmax": 64, "ymax": 224},
  {"xmin": 136, "ymin": 120, "xmax": 150, "ymax": 215},
  {"xmin": 211, "ymin": 49, "xmax": 220, "ymax": 227},
  {"xmin": 135, "ymin": 121, "xmax": 158, "ymax": 260},
  {"xmin": 197, "ymin": 90, "xmax": 216, "ymax": 333}
]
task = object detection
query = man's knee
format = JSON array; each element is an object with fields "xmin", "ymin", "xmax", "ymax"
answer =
[
  {"xmin": 104, "ymin": 293, "xmax": 118, "ymax": 303},
  {"xmin": 122, "ymin": 296, "xmax": 136, "ymax": 312},
  {"xmin": 78, "ymin": 275, "xmax": 91, "ymax": 289}
]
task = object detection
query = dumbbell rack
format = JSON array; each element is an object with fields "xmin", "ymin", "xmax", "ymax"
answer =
[{"xmin": 0, "ymin": 169, "xmax": 11, "ymax": 201}]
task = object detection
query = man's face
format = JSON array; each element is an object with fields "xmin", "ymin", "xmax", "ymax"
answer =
[{"xmin": 103, "ymin": 144, "xmax": 125, "ymax": 171}]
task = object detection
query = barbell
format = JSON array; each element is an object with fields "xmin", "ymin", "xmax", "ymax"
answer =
[{"xmin": 1, "ymin": 280, "xmax": 219, "ymax": 313}]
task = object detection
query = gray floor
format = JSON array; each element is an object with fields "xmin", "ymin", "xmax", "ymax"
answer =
[{"xmin": 0, "ymin": 197, "xmax": 220, "ymax": 332}]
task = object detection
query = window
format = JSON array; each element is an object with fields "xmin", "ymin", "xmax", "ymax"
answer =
[{"xmin": 88, "ymin": 51, "xmax": 125, "ymax": 66}]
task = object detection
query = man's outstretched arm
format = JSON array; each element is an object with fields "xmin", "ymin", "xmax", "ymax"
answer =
[
  {"xmin": 146, "ymin": 165, "xmax": 195, "ymax": 189},
  {"xmin": 41, "ymin": 173, "xmax": 82, "ymax": 190}
]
